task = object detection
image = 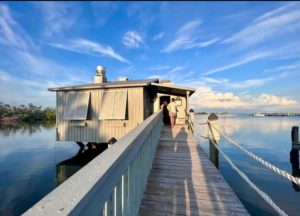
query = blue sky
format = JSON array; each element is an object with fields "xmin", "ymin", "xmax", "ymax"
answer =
[{"xmin": 1, "ymin": 2, "xmax": 300, "ymax": 112}]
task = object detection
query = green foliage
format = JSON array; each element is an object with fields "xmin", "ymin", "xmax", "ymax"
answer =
[
  {"xmin": 0, "ymin": 102, "xmax": 56, "ymax": 122},
  {"xmin": 196, "ymin": 112, "xmax": 208, "ymax": 115}
]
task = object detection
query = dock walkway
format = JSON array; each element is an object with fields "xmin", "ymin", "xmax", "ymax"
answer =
[{"xmin": 139, "ymin": 125, "xmax": 249, "ymax": 216}]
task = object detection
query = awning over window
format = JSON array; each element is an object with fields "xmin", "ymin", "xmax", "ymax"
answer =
[
  {"xmin": 99, "ymin": 90, "xmax": 127, "ymax": 120},
  {"xmin": 64, "ymin": 92, "xmax": 90, "ymax": 120}
]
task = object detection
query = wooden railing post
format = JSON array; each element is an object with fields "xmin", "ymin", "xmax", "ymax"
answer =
[
  {"xmin": 208, "ymin": 113, "xmax": 220, "ymax": 143},
  {"xmin": 292, "ymin": 126, "xmax": 299, "ymax": 144}
]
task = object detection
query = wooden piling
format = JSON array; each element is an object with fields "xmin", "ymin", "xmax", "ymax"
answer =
[
  {"xmin": 208, "ymin": 113, "xmax": 220, "ymax": 142},
  {"xmin": 292, "ymin": 126, "xmax": 299, "ymax": 144},
  {"xmin": 209, "ymin": 140, "xmax": 219, "ymax": 168}
]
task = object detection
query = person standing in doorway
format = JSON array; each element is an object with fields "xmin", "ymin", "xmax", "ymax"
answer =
[
  {"xmin": 161, "ymin": 101, "xmax": 170, "ymax": 125},
  {"xmin": 168, "ymin": 98, "xmax": 178, "ymax": 128}
]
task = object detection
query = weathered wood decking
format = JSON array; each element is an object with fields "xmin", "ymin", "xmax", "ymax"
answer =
[{"xmin": 139, "ymin": 125, "xmax": 249, "ymax": 216}]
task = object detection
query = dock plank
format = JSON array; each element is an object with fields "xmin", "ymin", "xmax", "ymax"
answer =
[{"xmin": 139, "ymin": 125, "xmax": 249, "ymax": 216}]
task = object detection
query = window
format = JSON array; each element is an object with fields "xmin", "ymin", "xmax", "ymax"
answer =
[
  {"xmin": 99, "ymin": 90, "xmax": 127, "ymax": 120},
  {"xmin": 64, "ymin": 92, "xmax": 90, "ymax": 120}
]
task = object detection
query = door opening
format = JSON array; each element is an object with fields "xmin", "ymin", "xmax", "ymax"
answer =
[{"xmin": 160, "ymin": 96, "xmax": 170, "ymax": 108}]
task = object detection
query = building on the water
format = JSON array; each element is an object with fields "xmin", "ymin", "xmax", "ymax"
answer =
[{"xmin": 49, "ymin": 66, "xmax": 196, "ymax": 145}]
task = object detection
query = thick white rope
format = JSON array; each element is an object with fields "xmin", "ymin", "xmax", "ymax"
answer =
[
  {"xmin": 209, "ymin": 138, "xmax": 288, "ymax": 216},
  {"xmin": 197, "ymin": 122, "xmax": 208, "ymax": 125},
  {"xmin": 208, "ymin": 122, "xmax": 300, "ymax": 185}
]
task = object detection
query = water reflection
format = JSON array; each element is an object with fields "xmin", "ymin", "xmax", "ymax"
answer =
[
  {"xmin": 0, "ymin": 122, "xmax": 55, "ymax": 137},
  {"xmin": 290, "ymin": 146, "xmax": 300, "ymax": 192},
  {"xmin": 221, "ymin": 116, "xmax": 300, "ymax": 136},
  {"xmin": 196, "ymin": 114, "xmax": 300, "ymax": 216},
  {"xmin": 56, "ymin": 143, "xmax": 108, "ymax": 186},
  {"xmin": 0, "ymin": 122, "xmax": 77, "ymax": 215},
  {"xmin": 196, "ymin": 114, "xmax": 300, "ymax": 137}
]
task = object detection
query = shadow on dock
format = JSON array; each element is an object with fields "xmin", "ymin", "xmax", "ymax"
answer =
[
  {"xmin": 139, "ymin": 125, "xmax": 200, "ymax": 215},
  {"xmin": 139, "ymin": 124, "xmax": 249, "ymax": 215}
]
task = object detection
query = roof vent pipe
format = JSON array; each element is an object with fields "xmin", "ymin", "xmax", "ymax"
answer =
[{"xmin": 94, "ymin": 65, "xmax": 107, "ymax": 84}]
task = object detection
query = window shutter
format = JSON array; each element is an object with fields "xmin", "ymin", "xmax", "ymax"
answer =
[
  {"xmin": 99, "ymin": 91, "xmax": 115, "ymax": 119},
  {"xmin": 74, "ymin": 92, "xmax": 90, "ymax": 120},
  {"xmin": 64, "ymin": 93, "xmax": 78, "ymax": 120},
  {"xmin": 112, "ymin": 90, "xmax": 127, "ymax": 119},
  {"xmin": 64, "ymin": 92, "xmax": 90, "ymax": 120},
  {"xmin": 99, "ymin": 90, "xmax": 128, "ymax": 120}
]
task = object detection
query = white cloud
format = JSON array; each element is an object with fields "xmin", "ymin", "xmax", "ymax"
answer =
[
  {"xmin": 0, "ymin": 69, "xmax": 56, "ymax": 106},
  {"xmin": 256, "ymin": 93, "xmax": 297, "ymax": 106},
  {"xmin": 148, "ymin": 65, "xmax": 171, "ymax": 70},
  {"xmin": 153, "ymin": 32, "xmax": 165, "ymax": 41},
  {"xmin": 0, "ymin": 4, "xmax": 101, "ymax": 107},
  {"xmin": 199, "ymin": 76, "xmax": 273, "ymax": 89},
  {"xmin": 204, "ymin": 51, "xmax": 271, "ymax": 75},
  {"xmin": 169, "ymin": 66, "xmax": 184, "ymax": 74},
  {"xmin": 223, "ymin": 4, "xmax": 300, "ymax": 48},
  {"xmin": 35, "ymin": 2, "xmax": 80, "ymax": 37},
  {"xmin": 275, "ymin": 61, "xmax": 300, "ymax": 72},
  {"xmin": 0, "ymin": 4, "xmax": 35, "ymax": 50},
  {"xmin": 90, "ymin": 2, "xmax": 118, "ymax": 27},
  {"xmin": 190, "ymin": 87, "xmax": 247, "ymax": 109},
  {"xmin": 13, "ymin": 50, "xmax": 90, "ymax": 82},
  {"xmin": 126, "ymin": 3, "xmax": 155, "ymax": 28},
  {"xmin": 147, "ymin": 66, "xmax": 194, "ymax": 82},
  {"xmin": 161, "ymin": 20, "xmax": 218, "ymax": 53},
  {"xmin": 253, "ymin": 3, "xmax": 296, "ymax": 23},
  {"xmin": 190, "ymin": 87, "xmax": 299, "ymax": 111},
  {"xmin": 49, "ymin": 39, "xmax": 129, "ymax": 64},
  {"xmin": 122, "ymin": 31, "xmax": 144, "ymax": 49},
  {"xmin": 229, "ymin": 78, "xmax": 273, "ymax": 89}
]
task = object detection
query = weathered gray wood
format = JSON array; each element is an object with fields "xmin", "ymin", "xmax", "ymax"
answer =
[
  {"xmin": 292, "ymin": 126, "xmax": 299, "ymax": 143},
  {"xmin": 139, "ymin": 125, "xmax": 249, "ymax": 216},
  {"xmin": 57, "ymin": 87, "xmax": 145, "ymax": 143}
]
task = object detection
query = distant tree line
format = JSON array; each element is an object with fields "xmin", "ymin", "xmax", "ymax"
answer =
[{"xmin": 0, "ymin": 102, "xmax": 56, "ymax": 122}]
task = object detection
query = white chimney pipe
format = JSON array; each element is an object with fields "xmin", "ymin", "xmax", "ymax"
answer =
[{"xmin": 94, "ymin": 65, "xmax": 107, "ymax": 83}]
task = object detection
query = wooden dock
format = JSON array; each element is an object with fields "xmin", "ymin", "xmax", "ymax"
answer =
[{"xmin": 139, "ymin": 125, "xmax": 249, "ymax": 216}]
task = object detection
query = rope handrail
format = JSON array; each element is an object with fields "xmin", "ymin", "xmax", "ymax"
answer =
[
  {"xmin": 185, "ymin": 111, "xmax": 195, "ymax": 133},
  {"xmin": 208, "ymin": 138, "xmax": 288, "ymax": 216},
  {"xmin": 197, "ymin": 122, "xmax": 208, "ymax": 125},
  {"xmin": 208, "ymin": 122, "xmax": 300, "ymax": 185}
]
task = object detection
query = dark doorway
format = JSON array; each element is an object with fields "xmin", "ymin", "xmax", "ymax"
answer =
[
  {"xmin": 160, "ymin": 96, "xmax": 171, "ymax": 125},
  {"xmin": 160, "ymin": 96, "xmax": 170, "ymax": 107}
]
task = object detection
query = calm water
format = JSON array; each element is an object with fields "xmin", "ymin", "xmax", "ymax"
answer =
[
  {"xmin": 1, "ymin": 116, "xmax": 300, "ymax": 215},
  {"xmin": 0, "ymin": 122, "xmax": 103, "ymax": 216},
  {"xmin": 195, "ymin": 114, "xmax": 300, "ymax": 216}
]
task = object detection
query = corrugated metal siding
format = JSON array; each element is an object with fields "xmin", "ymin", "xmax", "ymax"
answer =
[{"xmin": 57, "ymin": 87, "xmax": 144, "ymax": 143}]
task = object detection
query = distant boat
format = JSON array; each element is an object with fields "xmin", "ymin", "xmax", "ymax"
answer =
[{"xmin": 253, "ymin": 113, "xmax": 265, "ymax": 117}]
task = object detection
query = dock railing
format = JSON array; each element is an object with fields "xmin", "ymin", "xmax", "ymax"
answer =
[
  {"xmin": 23, "ymin": 110, "xmax": 163, "ymax": 216},
  {"xmin": 185, "ymin": 110, "xmax": 194, "ymax": 134}
]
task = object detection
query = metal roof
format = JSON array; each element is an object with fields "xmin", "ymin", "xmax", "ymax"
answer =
[
  {"xmin": 48, "ymin": 78, "xmax": 196, "ymax": 96},
  {"xmin": 149, "ymin": 83, "xmax": 196, "ymax": 96},
  {"xmin": 48, "ymin": 79, "xmax": 159, "ymax": 91}
]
